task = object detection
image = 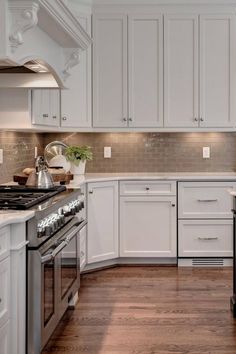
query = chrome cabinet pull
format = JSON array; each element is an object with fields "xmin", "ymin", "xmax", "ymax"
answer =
[
  {"xmin": 128, "ymin": 117, "xmax": 132, "ymax": 122},
  {"xmin": 43, "ymin": 114, "xmax": 48, "ymax": 118},
  {"xmin": 200, "ymin": 117, "xmax": 204, "ymax": 122},
  {"xmin": 52, "ymin": 115, "xmax": 57, "ymax": 119},
  {"xmin": 145, "ymin": 187, "xmax": 150, "ymax": 191},
  {"xmin": 89, "ymin": 190, "xmax": 93, "ymax": 194},
  {"xmin": 197, "ymin": 199, "xmax": 218, "ymax": 202},
  {"xmin": 194, "ymin": 117, "xmax": 198, "ymax": 122},
  {"xmin": 122, "ymin": 118, "xmax": 127, "ymax": 122},
  {"xmin": 198, "ymin": 237, "xmax": 218, "ymax": 241},
  {"xmin": 62, "ymin": 116, "xmax": 67, "ymax": 121},
  {"xmin": 171, "ymin": 204, "xmax": 176, "ymax": 207}
]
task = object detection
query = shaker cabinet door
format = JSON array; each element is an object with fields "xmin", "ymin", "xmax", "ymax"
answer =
[
  {"xmin": 93, "ymin": 14, "xmax": 128, "ymax": 127},
  {"xmin": 87, "ymin": 181, "xmax": 119, "ymax": 263},
  {"xmin": 128, "ymin": 14, "xmax": 163, "ymax": 127},
  {"xmin": 199, "ymin": 14, "xmax": 236, "ymax": 127},
  {"xmin": 164, "ymin": 14, "xmax": 199, "ymax": 128}
]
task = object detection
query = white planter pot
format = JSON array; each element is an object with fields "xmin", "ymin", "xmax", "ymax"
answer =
[{"xmin": 70, "ymin": 160, "xmax": 86, "ymax": 175}]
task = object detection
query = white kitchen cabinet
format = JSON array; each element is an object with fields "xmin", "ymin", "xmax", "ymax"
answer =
[
  {"xmin": 120, "ymin": 180, "xmax": 176, "ymax": 196},
  {"xmin": 120, "ymin": 196, "xmax": 177, "ymax": 257},
  {"xmin": 32, "ymin": 89, "xmax": 60, "ymax": 127},
  {"xmin": 178, "ymin": 181, "xmax": 236, "ymax": 219},
  {"xmin": 61, "ymin": 10, "xmax": 92, "ymax": 128},
  {"xmin": 164, "ymin": 14, "xmax": 198, "ymax": 128},
  {"xmin": 199, "ymin": 14, "xmax": 236, "ymax": 127},
  {"xmin": 178, "ymin": 219, "xmax": 233, "ymax": 257},
  {"xmin": 128, "ymin": 14, "xmax": 163, "ymax": 127},
  {"xmin": 93, "ymin": 14, "xmax": 128, "ymax": 128},
  {"xmin": 0, "ymin": 257, "xmax": 10, "ymax": 329},
  {"xmin": 93, "ymin": 13, "xmax": 163, "ymax": 128},
  {"xmin": 87, "ymin": 181, "xmax": 119, "ymax": 263},
  {"xmin": 164, "ymin": 13, "xmax": 236, "ymax": 128}
]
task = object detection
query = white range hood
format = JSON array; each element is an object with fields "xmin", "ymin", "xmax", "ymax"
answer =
[{"xmin": 0, "ymin": 0, "xmax": 92, "ymax": 88}]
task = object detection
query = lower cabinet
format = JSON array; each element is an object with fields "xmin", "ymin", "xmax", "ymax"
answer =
[
  {"xmin": 178, "ymin": 219, "xmax": 233, "ymax": 257},
  {"xmin": 87, "ymin": 181, "xmax": 119, "ymax": 263},
  {"xmin": 120, "ymin": 196, "xmax": 177, "ymax": 257},
  {"xmin": 80, "ymin": 225, "xmax": 87, "ymax": 271}
]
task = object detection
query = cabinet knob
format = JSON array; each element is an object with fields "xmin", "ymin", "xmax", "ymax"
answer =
[
  {"xmin": 43, "ymin": 114, "xmax": 48, "ymax": 118},
  {"xmin": 89, "ymin": 190, "xmax": 93, "ymax": 194},
  {"xmin": 200, "ymin": 117, "xmax": 204, "ymax": 122},
  {"xmin": 122, "ymin": 118, "xmax": 127, "ymax": 122},
  {"xmin": 52, "ymin": 115, "xmax": 57, "ymax": 119},
  {"xmin": 145, "ymin": 187, "xmax": 150, "ymax": 191},
  {"xmin": 128, "ymin": 117, "xmax": 133, "ymax": 122},
  {"xmin": 171, "ymin": 204, "xmax": 176, "ymax": 207},
  {"xmin": 194, "ymin": 117, "xmax": 198, "ymax": 122},
  {"xmin": 62, "ymin": 116, "xmax": 67, "ymax": 121}
]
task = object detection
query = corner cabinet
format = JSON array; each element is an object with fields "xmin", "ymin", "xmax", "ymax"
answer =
[
  {"xmin": 87, "ymin": 181, "xmax": 119, "ymax": 263},
  {"xmin": 93, "ymin": 14, "xmax": 163, "ymax": 128},
  {"xmin": 164, "ymin": 13, "xmax": 236, "ymax": 128}
]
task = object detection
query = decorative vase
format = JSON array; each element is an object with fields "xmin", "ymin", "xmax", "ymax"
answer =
[{"xmin": 70, "ymin": 160, "xmax": 86, "ymax": 175}]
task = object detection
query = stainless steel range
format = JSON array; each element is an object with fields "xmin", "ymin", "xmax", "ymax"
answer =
[{"xmin": 0, "ymin": 185, "xmax": 86, "ymax": 354}]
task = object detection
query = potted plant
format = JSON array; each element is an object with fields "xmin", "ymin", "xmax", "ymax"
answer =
[{"xmin": 65, "ymin": 145, "xmax": 93, "ymax": 175}]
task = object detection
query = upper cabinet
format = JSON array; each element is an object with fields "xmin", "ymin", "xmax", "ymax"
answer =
[
  {"xmin": 164, "ymin": 13, "xmax": 236, "ymax": 128},
  {"xmin": 93, "ymin": 13, "xmax": 163, "ymax": 128},
  {"xmin": 61, "ymin": 9, "xmax": 92, "ymax": 128},
  {"xmin": 32, "ymin": 90, "xmax": 60, "ymax": 127}
]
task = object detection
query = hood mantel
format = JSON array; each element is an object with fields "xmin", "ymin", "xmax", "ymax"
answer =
[{"xmin": 0, "ymin": 0, "xmax": 92, "ymax": 87}]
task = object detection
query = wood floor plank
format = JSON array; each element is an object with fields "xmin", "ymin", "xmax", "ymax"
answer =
[{"xmin": 42, "ymin": 266, "xmax": 236, "ymax": 354}]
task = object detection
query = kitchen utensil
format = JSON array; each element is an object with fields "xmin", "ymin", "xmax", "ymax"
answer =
[
  {"xmin": 44, "ymin": 141, "xmax": 68, "ymax": 166},
  {"xmin": 26, "ymin": 156, "xmax": 54, "ymax": 188}
]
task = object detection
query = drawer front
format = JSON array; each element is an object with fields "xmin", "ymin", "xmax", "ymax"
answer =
[
  {"xmin": 178, "ymin": 219, "xmax": 233, "ymax": 257},
  {"xmin": 0, "ymin": 321, "xmax": 10, "ymax": 354},
  {"xmin": 0, "ymin": 227, "xmax": 10, "ymax": 262},
  {"xmin": 120, "ymin": 180, "xmax": 176, "ymax": 196},
  {"xmin": 178, "ymin": 181, "xmax": 236, "ymax": 219},
  {"xmin": 0, "ymin": 258, "xmax": 10, "ymax": 327},
  {"xmin": 80, "ymin": 226, "xmax": 86, "ymax": 271}
]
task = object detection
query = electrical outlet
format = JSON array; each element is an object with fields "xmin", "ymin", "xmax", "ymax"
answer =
[
  {"xmin": 0, "ymin": 149, "xmax": 3, "ymax": 164},
  {"xmin": 203, "ymin": 146, "xmax": 210, "ymax": 159},
  {"xmin": 104, "ymin": 146, "xmax": 112, "ymax": 158},
  {"xmin": 34, "ymin": 146, "xmax": 38, "ymax": 159}
]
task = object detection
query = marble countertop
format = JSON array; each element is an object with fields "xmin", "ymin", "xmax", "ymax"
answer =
[
  {"xmin": 0, "ymin": 210, "xmax": 35, "ymax": 229},
  {"xmin": 67, "ymin": 172, "xmax": 236, "ymax": 189}
]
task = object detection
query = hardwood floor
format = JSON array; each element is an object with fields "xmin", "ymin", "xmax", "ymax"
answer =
[{"xmin": 42, "ymin": 266, "xmax": 236, "ymax": 354}]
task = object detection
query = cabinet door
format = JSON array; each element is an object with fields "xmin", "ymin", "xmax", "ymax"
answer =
[
  {"xmin": 93, "ymin": 14, "xmax": 128, "ymax": 127},
  {"xmin": 199, "ymin": 14, "xmax": 236, "ymax": 127},
  {"xmin": 61, "ymin": 12, "xmax": 92, "ymax": 128},
  {"xmin": 32, "ymin": 89, "xmax": 60, "ymax": 126},
  {"xmin": 87, "ymin": 181, "xmax": 118, "ymax": 263},
  {"xmin": 0, "ymin": 257, "xmax": 10, "ymax": 328},
  {"xmin": 164, "ymin": 15, "xmax": 199, "ymax": 127},
  {"xmin": 120, "ymin": 196, "xmax": 177, "ymax": 257},
  {"xmin": 128, "ymin": 14, "xmax": 163, "ymax": 127}
]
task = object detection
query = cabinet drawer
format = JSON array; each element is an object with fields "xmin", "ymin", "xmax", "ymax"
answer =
[
  {"xmin": 120, "ymin": 180, "xmax": 176, "ymax": 196},
  {"xmin": 0, "ymin": 227, "xmax": 10, "ymax": 262},
  {"xmin": 80, "ymin": 226, "xmax": 86, "ymax": 271},
  {"xmin": 178, "ymin": 181, "xmax": 236, "ymax": 219},
  {"xmin": 178, "ymin": 219, "xmax": 233, "ymax": 257},
  {"xmin": 0, "ymin": 321, "xmax": 10, "ymax": 354},
  {"xmin": 0, "ymin": 258, "xmax": 10, "ymax": 327}
]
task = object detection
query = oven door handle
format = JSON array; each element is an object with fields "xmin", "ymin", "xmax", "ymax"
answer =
[
  {"xmin": 40, "ymin": 220, "xmax": 87, "ymax": 264},
  {"xmin": 64, "ymin": 220, "xmax": 87, "ymax": 245},
  {"xmin": 41, "ymin": 240, "xmax": 68, "ymax": 264}
]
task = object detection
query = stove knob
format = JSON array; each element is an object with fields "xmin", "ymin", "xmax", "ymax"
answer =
[
  {"xmin": 45, "ymin": 225, "xmax": 53, "ymax": 237},
  {"xmin": 59, "ymin": 214, "xmax": 66, "ymax": 225},
  {"xmin": 37, "ymin": 226, "xmax": 45, "ymax": 238},
  {"xmin": 75, "ymin": 203, "xmax": 81, "ymax": 212},
  {"xmin": 81, "ymin": 200, "xmax": 84, "ymax": 209},
  {"xmin": 70, "ymin": 207, "xmax": 76, "ymax": 215}
]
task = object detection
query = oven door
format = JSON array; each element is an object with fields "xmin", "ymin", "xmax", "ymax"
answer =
[{"xmin": 27, "ymin": 218, "xmax": 87, "ymax": 354}]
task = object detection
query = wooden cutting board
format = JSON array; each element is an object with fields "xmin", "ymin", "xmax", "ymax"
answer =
[{"xmin": 13, "ymin": 173, "xmax": 73, "ymax": 185}]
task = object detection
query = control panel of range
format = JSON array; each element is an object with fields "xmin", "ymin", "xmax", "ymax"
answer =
[{"xmin": 37, "ymin": 196, "xmax": 85, "ymax": 238}]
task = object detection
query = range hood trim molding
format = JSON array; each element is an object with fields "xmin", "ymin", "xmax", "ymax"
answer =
[{"xmin": 0, "ymin": 0, "xmax": 92, "ymax": 88}]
